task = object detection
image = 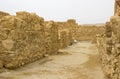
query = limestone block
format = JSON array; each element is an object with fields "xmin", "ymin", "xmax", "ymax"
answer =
[
  {"xmin": 0, "ymin": 61, "xmax": 3, "ymax": 68},
  {"xmin": 0, "ymin": 15, "xmax": 16, "ymax": 30},
  {"xmin": 106, "ymin": 38, "xmax": 113, "ymax": 45},
  {"xmin": 0, "ymin": 11, "xmax": 9, "ymax": 19},
  {"xmin": 2, "ymin": 39, "xmax": 14, "ymax": 50}
]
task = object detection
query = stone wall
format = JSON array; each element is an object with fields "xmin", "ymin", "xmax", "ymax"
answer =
[
  {"xmin": 97, "ymin": 20, "xmax": 120, "ymax": 79},
  {"xmin": 44, "ymin": 21, "xmax": 58, "ymax": 54},
  {"xmin": 56, "ymin": 20, "xmax": 77, "ymax": 49},
  {"xmin": 76, "ymin": 25, "xmax": 105, "ymax": 41},
  {"xmin": 66, "ymin": 19, "xmax": 78, "ymax": 40},
  {"xmin": 0, "ymin": 11, "xmax": 75, "ymax": 69},
  {"xmin": 97, "ymin": 1, "xmax": 120, "ymax": 79},
  {"xmin": 0, "ymin": 11, "xmax": 9, "ymax": 19},
  {"xmin": 58, "ymin": 29, "xmax": 71, "ymax": 49},
  {"xmin": 114, "ymin": 0, "xmax": 120, "ymax": 16},
  {"xmin": 0, "ymin": 12, "xmax": 46, "ymax": 69}
]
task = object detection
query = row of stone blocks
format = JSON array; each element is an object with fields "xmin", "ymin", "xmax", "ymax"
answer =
[
  {"xmin": 97, "ymin": 16, "xmax": 120, "ymax": 79},
  {"xmin": 76, "ymin": 26, "xmax": 105, "ymax": 41},
  {"xmin": 0, "ymin": 11, "xmax": 77, "ymax": 69}
]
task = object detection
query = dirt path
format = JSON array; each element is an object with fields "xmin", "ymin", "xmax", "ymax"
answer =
[{"xmin": 0, "ymin": 42, "xmax": 105, "ymax": 79}]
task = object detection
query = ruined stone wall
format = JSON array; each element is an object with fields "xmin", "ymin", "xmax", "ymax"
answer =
[
  {"xmin": 66, "ymin": 19, "xmax": 78, "ymax": 40},
  {"xmin": 44, "ymin": 21, "xmax": 58, "ymax": 54},
  {"xmin": 76, "ymin": 25, "xmax": 105, "ymax": 41},
  {"xmin": 114, "ymin": 0, "xmax": 120, "ymax": 16},
  {"xmin": 0, "ymin": 11, "xmax": 75, "ymax": 69},
  {"xmin": 57, "ymin": 21, "xmax": 75, "ymax": 49},
  {"xmin": 97, "ymin": 20, "xmax": 120, "ymax": 79},
  {"xmin": 0, "ymin": 11, "xmax": 46, "ymax": 69},
  {"xmin": 0, "ymin": 11, "xmax": 9, "ymax": 19},
  {"xmin": 97, "ymin": 1, "xmax": 120, "ymax": 78},
  {"xmin": 58, "ymin": 29, "xmax": 71, "ymax": 49}
]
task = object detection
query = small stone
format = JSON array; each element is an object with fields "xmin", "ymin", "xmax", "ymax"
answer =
[{"xmin": 2, "ymin": 39, "xmax": 14, "ymax": 50}]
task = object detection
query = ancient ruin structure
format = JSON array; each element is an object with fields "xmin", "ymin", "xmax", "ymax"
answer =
[
  {"xmin": 0, "ymin": 11, "xmax": 79, "ymax": 69},
  {"xmin": 44, "ymin": 21, "xmax": 58, "ymax": 54},
  {"xmin": 0, "ymin": 11, "xmax": 104, "ymax": 70},
  {"xmin": 0, "ymin": 12, "xmax": 46, "ymax": 68},
  {"xmin": 114, "ymin": 0, "xmax": 120, "ymax": 16},
  {"xmin": 0, "ymin": 11, "xmax": 9, "ymax": 19},
  {"xmin": 97, "ymin": 0, "xmax": 120, "ymax": 79},
  {"xmin": 57, "ymin": 20, "xmax": 77, "ymax": 48},
  {"xmin": 76, "ymin": 25, "xmax": 104, "ymax": 41}
]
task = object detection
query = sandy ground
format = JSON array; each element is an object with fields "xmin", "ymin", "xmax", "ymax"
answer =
[{"xmin": 0, "ymin": 41, "xmax": 105, "ymax": 79}]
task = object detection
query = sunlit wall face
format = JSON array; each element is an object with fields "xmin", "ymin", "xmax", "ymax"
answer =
[{"xmin": 0, "ymin": 0, "xmax": 114, "ymax": 24}]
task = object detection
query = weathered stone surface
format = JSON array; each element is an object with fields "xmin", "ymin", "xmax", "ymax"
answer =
[
  {"xmin": 0, "ymin": 11, "xmax": 46, "ymax": 69},
  {"xmin": 76, "ymin": 25, "xmax": 105, "ymax": 42},
  {"xmin": 114, "ymin": 0, "xmax": 120, "ymax": 16},
  {"xmin": 0, "ymin": 11, "xmax": 76, "ymax": 69},
  {"xmin": 97, "ymin": 1, "xmax": 120, "ymax": 78},
  {"xmin": 44, "ymin": 21, "xmax": 58, "ymax": 54},
  {"xmin": 0, "ymin": 61, "xmax": 3, "ymax": 68},
  {"xmin": 56, "ymin": 21, "xmax": 74, "ymax": 49},
  {"xmin": 0, "ymin": 11, "xmax": 9, "ymax": 19},
  {"xmin": 67, "ymin": 19, "xmax": 78, "ymax": 40},
  {"xmin": 2, "ymin": 39, "xmax": 14, "ymax": 50}
]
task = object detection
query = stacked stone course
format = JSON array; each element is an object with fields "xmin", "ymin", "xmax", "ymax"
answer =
[
  {"xmin": 76, "ymin": 25, "xmax": 105, "ymax": 41},
  {"xmin": 0, "ymin": 11, "xmax": 77, "ymax": 69},
  {"xmin": 97, "ymin": 0, "xmax": 120, "ymax": 79},
  {"xmin": 0, "ymin": 11, "xmax": 104, "ymax": 69}
]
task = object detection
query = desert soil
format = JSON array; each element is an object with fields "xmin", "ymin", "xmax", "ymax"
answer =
[{"xmin": 0, "ymin": 41, "xmax": 105, "ymax": 79}]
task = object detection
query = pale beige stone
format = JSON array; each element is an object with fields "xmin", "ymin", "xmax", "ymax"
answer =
[{"xmin": 2, "ymin": 39, "xmax": 14, "ymax": 50}]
